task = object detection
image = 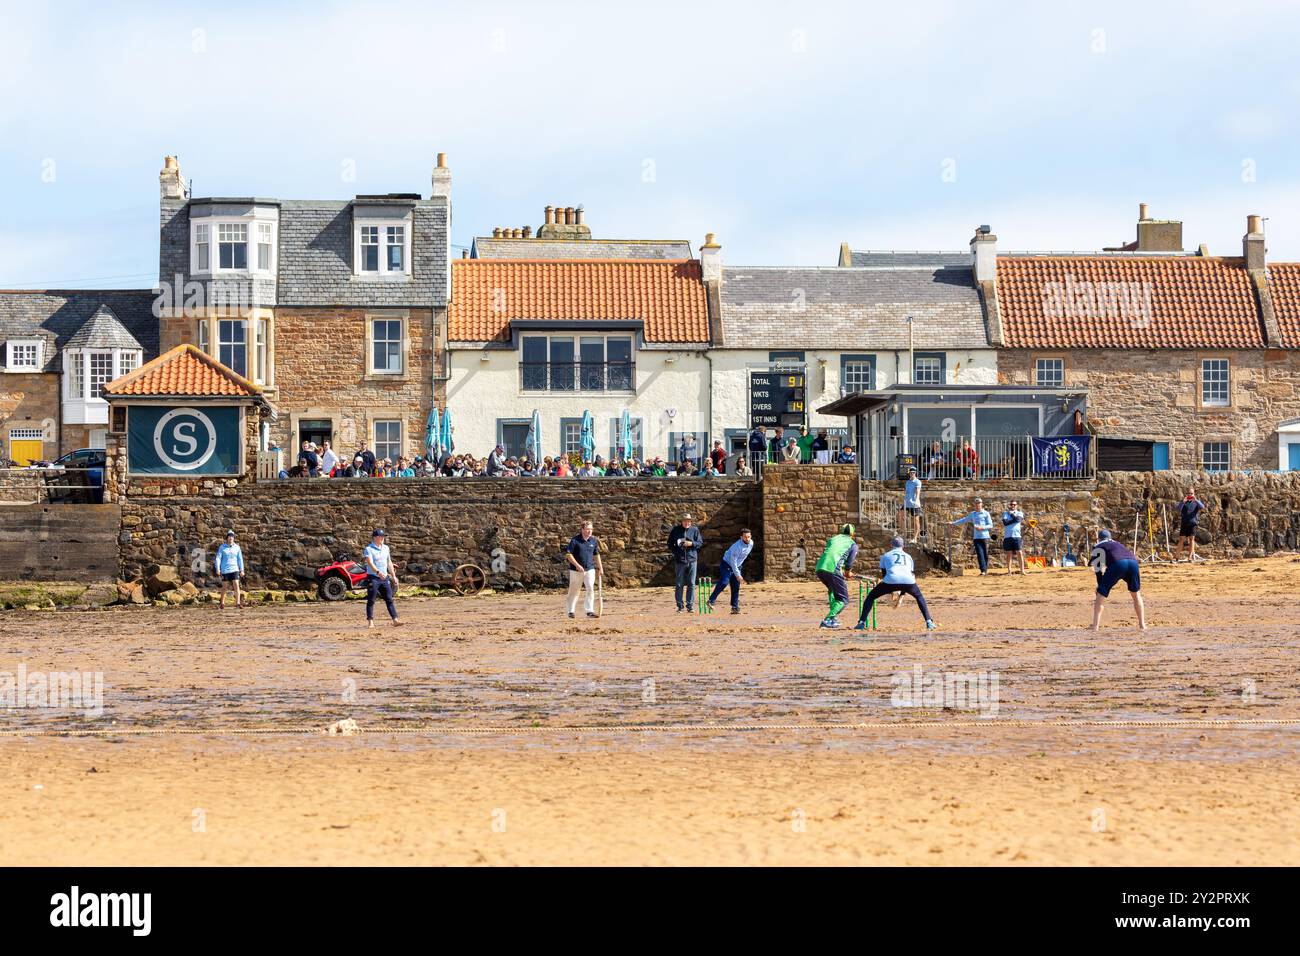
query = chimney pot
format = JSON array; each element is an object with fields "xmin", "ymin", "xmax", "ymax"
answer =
[
  {"xmin": 492, "ymin": 227, "xmax": 502, "ymax": 238},
  {"xmin": 436, "ymin": 152, "xmax": 447, "ymax": 169},
  {"xmin": 1139, "ymin": 202, "xmax": 1149, "ymax": 221},
  {"xmin": 1247, "ymin": 214, "xmax": 1263, "ymax": 235},
  {"xmin": 544, "ymin": 205, "xmax": 554, "ymax": 225},
  {"xmin": 564, "ymin": 207, "xmax": 575, "ymax": 225},
  {"xmin": 575, "ymin": 206, "xmax": 585, "ymax": 225},
  {"xmin": 522, "ymin": 226, "xmax": 532, "ymax": 238}
]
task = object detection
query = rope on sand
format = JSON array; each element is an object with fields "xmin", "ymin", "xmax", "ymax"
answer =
[{"xmin": 3, "ymin": 717, "xmax": 1299, "ymax": 737}]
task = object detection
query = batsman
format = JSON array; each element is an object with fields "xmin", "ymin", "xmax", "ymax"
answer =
[{"xmin": 815, "ymin": 523, "xmax": 860, "ymax": 630}]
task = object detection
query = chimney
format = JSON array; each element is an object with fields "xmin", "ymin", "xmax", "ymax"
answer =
[
  {"xmin": 971, "ymin": 225, "xmax": 996, "ymax": 283},
  {"xmin": 544, "ymin": 205, "xmax": 555, "ymax": 225},
  {"xmin": 537, "ymin": 203, "xmax": 591, "ymax": 240},
  {"xmin": 492, "ymin": 227, "xmax": 502, "ymax": 238},
  {"xmin": 1244, "ymin": 214, "xmax": 1266, "ymax": 271},
  {"xmin": 159, "ymin": 155, "xmax": 187, "ymax": 201},
  {"xmin": 564, "ymin": 206, "xmax": 575, "ymax": 225},
  {"xmin": 430, "ymin": 152, "xmax": 451, "ymax": 200},
  {"xmin": 700, "ymin": 233, "xmax": 722, "ymax": 283},
  {"xmin": 575, "ymin": 206, "xmax": 585, "ymax": 226},
  {"xmin": 1134, "ymin": 203, "xmax": 1182, "ymax": 251},
  {"xmin": 522, "ymin": 226, "xmax": 532, "ymax": 238}
]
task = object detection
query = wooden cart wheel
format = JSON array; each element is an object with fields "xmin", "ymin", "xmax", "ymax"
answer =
[{"xmin": 452, "ymin": 563, "xmax": 487, "ymax": 595}]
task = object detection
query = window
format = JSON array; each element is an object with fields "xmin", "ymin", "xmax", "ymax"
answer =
[
  {"xmin": 254, "ymin": 318, "xmax": 268, "ymax": 385},
  {"xmin": 520, "ymin": 334, "xmax": 634, "ymax": 392},
  {"xmin": 560, "ymin": 418, "xmax": 585, "ymax": 459},
  {"xmin": 195, "ymin": 224, "xmax": 210, "ymax": 272},
  {"xmin": 360, "ymin": 226, "xmax": 379, "ymax": 272},
  {"xmin": 69, "ymin": 353, "xmax": 84, "ymax": 398},
  {"xmin": 5, "ymin": 339, "xmax": 42, "ymax": 372},
  {"xmin": 218, "ymin": 319, "xmax": 247, "ymax": 377},
  {"xmin": 1202, "ymin": 441, "xmax": 1230, "ymax": 472},
  {"xmin": 355, "ymin": 220, "xmax": 410, "ymax": 276},
  {"xmin": 386, "ymin": 226, "xmax": 404, "ymax": 272},
  {"xmin": 257, "ymin": 222, "xmax": 273, "ymax": 271},
  {"xmin": 217, "ymin": 223, "xmax": 248, "ymax": 270},
  {"xmin": 374, "ymin": 419, "xmax": 402, "ymax": 462},
  {"xmin": 89, "ymin": 352, "xmax": 114, "ymax": 399},
  {"xmin": 608, "ymin": 417, "xmax": 644, "ymax": 460},
  {"xmin": 119, "ymin": 351, "xmax": 138, "ymax": 376},
  {"xmin": 841, "ymin": 355, "xmax": 874, "ymax": 395},
  {"xmin": 1201, "ymin": 359, "xmax": 1229, "ymax": 406},
  {"xmin": 370, "ymin": 318, "xmax": 403, "ymax": 374},
  {"xmin": 913, "ymin": 353, "xmax": 945, "ymax": 385},
  {"xmin": 197, "ymin": 320, "xmax": 209, "ymax": 354},
  {"xmin": 1035, "ymin": 357, "xmax": 1064, "ymax": 388}
]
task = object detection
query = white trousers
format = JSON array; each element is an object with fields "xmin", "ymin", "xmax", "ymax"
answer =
[{"xmin": 567, "ymin": 568, "xmax": 596, "ymax": 614}]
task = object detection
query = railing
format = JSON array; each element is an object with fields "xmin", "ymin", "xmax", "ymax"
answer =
[
  {"xmin": 519, "ymin": 362, "xmax": 635, "ymax": 392},
  {"xmin": 858, "ymin": 435, "xmax": 1094, "ymax": 481},
  {"xmin": 0, "ymin": 466, "xmax": 104, "ymax": 504}
]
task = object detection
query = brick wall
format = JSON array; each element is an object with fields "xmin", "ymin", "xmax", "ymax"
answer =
[
  {"xmin": 117, "ymin": 477, "xmax": 760, "ymax": 590},
  {"xmin": 999, "ymin": 348, "xmax": 1300, "ymax": 470},
  {"xmin": 1, "ymin": 372, "xmax": 60, "ymax": 458},
  {"xmin": 760, "ymin": 463, "xmax": 866, "ymax": 580}
]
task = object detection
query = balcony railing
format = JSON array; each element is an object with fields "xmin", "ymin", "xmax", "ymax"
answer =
[
  {"xmin": 520, "ymin": 361, "xmax": 635, "ymax": 393},
  {"xmin": 858, "ymin": 434, "xmax": 1094, "ymax": 481}
]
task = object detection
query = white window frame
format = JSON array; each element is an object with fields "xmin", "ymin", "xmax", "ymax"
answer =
[
  {"xmin": 354, "ymin": 219, "xmax": 411, "ymax": 278},
  {"xmin": 197, "ymin": 319, "xmax": 210, "ymax": 354},
  {"xmin": 1201, "ymin": 441, "xmax": 1230, "ymax": 472},
  {"xmin": 1201, "ymin": 358, "xmax": 1230, "ymax": 407},
  {"xmin": 254, "ymin": 317, "xmax": 269, "ymax": 385},
  {"xmin": 257, "ymin": 222, "xmax": 274, "ymax": 272},
  {"xmin": 913, "ymin": 354, "xmax": 944, "ymax": 386},
  {"xmin": 842, "ymin": 359, "xmax": 873, "ymax": 394},
  {"xmin": 62, "ymin": 348, "xmax": 142, "ymax": 403},
  {"xmin": 373, "ymin": 419, "xmax": 403, "ymax": 462},
  {"xmin": 190, "ymin": 217, "xmax": 276, "ymax": 275},
  {"xmin": 369, "ymin": 317, "xmax": 404, "ymax": 375},
  {"xmin": 217, "ymin": 319, "xmax": 249, "ymax": 377},
  {"xmin": 1035, "ymin": 357, "xmax": 1065, "ymax": 388},
  {"xmin": 5, "ymin": 339, "xmax": 43, "ymax": 372}
]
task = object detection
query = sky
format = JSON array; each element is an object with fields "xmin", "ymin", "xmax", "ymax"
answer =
[{"xmin": 2, "ymin": 0, "xmax": 1300, "ymax": 289}]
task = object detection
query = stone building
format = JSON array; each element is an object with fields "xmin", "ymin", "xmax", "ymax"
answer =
[
  {"xmin": 0, "ymin": 291, "xmax": 157, "ymax": 462},
  {"xmin": 447, "ymin": 208, "xmax": 708, "ymax": 462},
  {"xmin": 987, "ymin": 209, "xmax": 1300, "ymax": 472},
  {"xmin": 154, "ymin": 154, "xmax": 451, "ymax": 468}
]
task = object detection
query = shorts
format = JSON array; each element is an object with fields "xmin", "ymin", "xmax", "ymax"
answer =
[
  {"xmin": 221, "ymin": 571, "xmax": 241, "ymax": 582},
  {"xmin": 1179, "ymin": 523, "xmax": 1197, "ymax": 540},
  {"xmin": 904, "ymin": 506, "xmax": 921, "ymax": 516},
  {"xmin": 1096, "ymin": 558, "xmax": 1141, "ymax": 597},
  {"xmin": 1002, "ymin": 537, "xmax": 1021, "ymax": 552}
]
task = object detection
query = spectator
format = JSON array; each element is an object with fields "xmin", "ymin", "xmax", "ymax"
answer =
[
  {"xmin": 959, "ymin": 439, "xmax": 979, "ymax": 479},
  {"xmin": 577, "ymin": 460, "xmax": 599, "ymax": 478},
  {"xmin": 668, "ymin": 512, "xmax": 704, "ymax": 612},
  {"xmin": 925, "ymin": 440, "xmax": 947, "ymax": 480},
  {"xmin": 556, "ymin": 456, "xmax": 572, "ymax": 477},
  {"xmin": 678, "ymin": 433, "xmax": 699, "ymax": 470},
  {"xmin": 486, "ymin": 445, "xmax": 507, "ymax": 477},
  {"xmin": 298, "ymin": 440, "xmax": 320, "ymax": 477},
  {"xmin": 649, "ymin": 457, "xmax": 668, "ymax": 477},
  {"xmin": 355, "ymin": 442, "xmax": 377, "ymax": 475},
  {"xmin": 811, "ymin": 429, "xmax": 829, "ymax": 462},
  {"xmin": 345, "ymin": 456, "xmax": 367, "ymax": 478},
  {"xmin": 710, "ymin": 440, "xmax": 728, "ymax": 475},
  {"xmin": 780, "ymin": 437, "xmax": 801, "ymax": 463},
  {"xmin": 796, "ymin": 426, "xmax": 815, "ymax": 463},
  {"xmin": 734, "ymin": 456, "xmax": 753, "ymax": 478},
  {"xmin": 768, "ymin": 425, "xmax": 785, "ymax": 464},
  {"xmin": 319, "ymin": 440, "xmax": 340, "ymax": 477},
  {"xmin": 701, "ymin": 459, "xmax": 720, "ymax": 477},
  {"xmin": 836, "ymin": 444, "xmax": 857, "ymax": 465},
  {"xmin": 397, "ymin": 457, "xmax": 415, "ymax": 477},
  {"xmin": 747, "ymin": 425, "xmax": 769, "ymax": 474}
]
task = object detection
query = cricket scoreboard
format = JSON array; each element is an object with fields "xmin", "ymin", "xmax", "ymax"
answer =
[{"xmin": 749, "ymin": 370, "xmax": 806, "ymax": 429}]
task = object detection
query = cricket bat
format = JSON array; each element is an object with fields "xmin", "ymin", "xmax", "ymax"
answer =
[{"xmin": 597, "ymin": 575, "xmax": 604, "ymax": 618}]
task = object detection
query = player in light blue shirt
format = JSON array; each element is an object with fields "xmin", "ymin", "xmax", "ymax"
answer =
[
  {"xmin": 707, "ymin": 529, "xmax": 754, "ymax": 613},
  {"xmin": 901, "ymin": 468, "xmax": 922, "ymax": 543},
  {"xmin": 950, "ymin": 497, "xmax": 994, "ymax": 574},
  {"xmin": 363, "ymin": 529, "xmax": 404, "ymax": 629},
  {"xmin": 1001, "ymin": 499, "xmax": 1026, "ymax": 575},
  {"xmin": 854, "ymin": 537, "xmax": 936, "ymax": 631},
  {"xmin": 214, "ymin": 530, "xmax": 245, "ymax": 609}
]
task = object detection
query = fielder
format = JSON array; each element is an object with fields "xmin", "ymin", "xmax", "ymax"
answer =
[
  {"xmin": 1088, "ymin": 529, "xmax": 1147, "ymax": 631},
  {"xmin": 815, "ymin": 524, "xmax": 859, "ymax": 630},
  {"xmin": 856, "ymin": 537, "xmax": 937, "ymax": 631},
  {"xmin": 214, "ymin": 530, "xmax": 245, "ymax": 609},
  {"xmin": 565, "ymin": 519, "xmax": 603, "ymax": 619},
  {"xmin": 708, "ymin": 528, "xmax": 753, "ymax": 614},
  {"xmin": 363, "ymin": 529, "xmax": 404, "ymax": 629}
]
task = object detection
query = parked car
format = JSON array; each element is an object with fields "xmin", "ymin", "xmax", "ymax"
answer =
[{"xmin": 44, "ymin": 448, "xmax": 106, "ymax": 503}]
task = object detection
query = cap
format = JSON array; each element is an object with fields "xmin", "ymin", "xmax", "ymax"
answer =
[
  {"xmin": 372, "ymin": 528, "xmax": 386, "ymax": 538},
  {"xmin": 681, "ymin": 513, "xmax": 694, "ymax": 521},
  {"xmin": 840, "ymin": 523, "xmax": 855, "ymax": 535},
  {"xmin": 225, "ymin": 529, "xmax": 236, "ymax": 538}
]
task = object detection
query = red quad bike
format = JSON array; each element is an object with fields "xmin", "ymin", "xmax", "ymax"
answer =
[{"xmin": 315, "ymin": 554, "xmax": 488, "ymax": 601}]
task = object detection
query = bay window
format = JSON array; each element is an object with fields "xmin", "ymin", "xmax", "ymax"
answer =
[
  {"xmin": 62, "ymin": 347, "xmax": 144, "ymax": 418},
  {"xmin": 190, "ymin": 216, "xmax": 276, "ymax": 274}
]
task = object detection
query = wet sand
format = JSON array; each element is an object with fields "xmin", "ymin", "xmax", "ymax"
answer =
[{"xmin": 2, "ymin": 556, "xmax": 1298, "ymax": 865}]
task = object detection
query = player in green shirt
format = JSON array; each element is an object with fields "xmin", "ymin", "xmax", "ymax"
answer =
[{"xmin": 815, "ymin": 523, "xmax": 860, "ymax": 629}]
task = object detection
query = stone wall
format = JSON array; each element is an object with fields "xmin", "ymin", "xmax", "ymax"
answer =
[
  {"xmin": 117, "ymin": 477, "xmax": 760, "ymax": 590},
  {"xmin": 0, "ymin": 470, "xmax": 55, "ymax": 503},
  {"xmin": 760, "ymin": 463, "xmax": 871, "ymax": 580},
  {"xmin": 1, "ymin": 372, "xmax": 61, "ymax": 458},
  {"xmin": 999, "ymin": 348, "xmax": 1300, "ymax": 470},
  {"xmin": 0, "ymin": 503, "xmax": 121, "ymax": 581}
]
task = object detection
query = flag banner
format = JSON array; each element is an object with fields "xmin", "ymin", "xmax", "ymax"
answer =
[
  {"xmin": 128, "ymin": 405, "xmax": 242, "ymax": 475},
  {"xmin": 1031, "ymin": 435, "xmax": 1090, "ymax": 474}
]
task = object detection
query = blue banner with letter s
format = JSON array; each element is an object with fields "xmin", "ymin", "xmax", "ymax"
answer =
[
  {"xmin": 1031, "ymin": 435, "xmax": 1090, "ymax": 474},
  {"xmin": 128, "ymin": 405, "xmax": 242, "ymax": 475}
]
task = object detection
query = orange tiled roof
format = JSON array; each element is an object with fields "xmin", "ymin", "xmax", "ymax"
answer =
[
  {"xmin": 997, "ymin": 255, "xmax": 1266, "ymax": 349},
  {"xmin": 105, "ymin": 344, "xmax": 262, "ymax": 398},
  {"xmin": 1266, "ymin": 263, "xmax": 1300, "ymax": 348},
  {"xmin": 449, "ymin": 258, "xmax": 709, "ymax": 343}
]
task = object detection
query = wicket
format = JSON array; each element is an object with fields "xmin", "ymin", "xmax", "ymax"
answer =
[
  {"xmin": 857, "ymin": 578, "xmax": 879, "ymax": 629},
  {"xmin": 697, "ymin": 578, "xmax": 713, "ymax": 614}
]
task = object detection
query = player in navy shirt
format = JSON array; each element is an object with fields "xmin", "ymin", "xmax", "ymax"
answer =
[
  {"xmin": 1177, "ymin": 487, "xmax": 1206, "ymax": 563},
  {"xmin": 1088, "ymin": 529, "xmax": 1146, "ymax": 631}
]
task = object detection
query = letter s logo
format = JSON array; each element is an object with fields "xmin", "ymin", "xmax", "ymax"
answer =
[{"xmin": 172, "ymin": 421, "xmax": 199, "ymax": 457}]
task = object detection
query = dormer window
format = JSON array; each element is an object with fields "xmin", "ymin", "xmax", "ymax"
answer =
[
  {"xmin": 190, "ymin": 214, "xmax": 276, "ymax": 275},
  {"xmin": 354, "ymin": 219, "xmax": 410, "ymax": 278},
  {"xmin": 4, "ymin": 339, "xmax": 42, "ymax": 372}
]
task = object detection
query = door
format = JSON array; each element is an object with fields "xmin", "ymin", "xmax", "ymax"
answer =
[
  {"xmin": 1153, "ymin": 442, "xmax": 1170, "ymax": 470},
  {"xmin": 298, "ymin": 419, "xmax": 333, "ymax": 450},
  {"xmin": 500, "ymin": 422, "xmax": 530, "ymax": 459},
  {"xmin": 1288, "ymin": 442, "xmax": 1300, "ymax": 471},
  {"xmin": 9, "ymin": 439, "xmax": 42, "ymax": 466}
]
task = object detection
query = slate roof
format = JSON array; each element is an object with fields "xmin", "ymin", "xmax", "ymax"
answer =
[
  {"xmin": 471, "ymin": 238, "xmax": 694, "ymax": 260},
  {"xmin": 847, "ymin": 250, "xmax": 973, "ymax": 268},
  {"xmin": 105, "ymin": 344, "xmax": 261, "ymax": 399},
  {"xmin": 1265, "ymin": 263, "xmax": 1300, "ymax": 348},
  {"xmin": 996, "ymin": 255, "xmax": 1267, "ymax": 349},
  {"xmin": 0, "ymin": 290, "xmax": 159, "ymax": 372},
  {"xmin": 449, "ymin": 259, "xmax": 709, "ymax": 344},
  {"xmin": 64, "ymin": 304, "xmax": 144, "ymax": 350},
  {"xmin": 718, "ymin": 266, "xmax": 989, "ymax": 349}
]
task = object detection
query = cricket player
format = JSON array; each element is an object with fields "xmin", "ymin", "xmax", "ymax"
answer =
[
  {"xmin": 708, "ymin": 528, "xmax": 754, "ymax": 614},
  {"xmin": 1177, "ymin": 487, "xmax": 1206, "ymax": 562},
  {"xmin": 214, "ymin": 530, "xmax": 245, "ymax": 609},
  {"xmin": 1001, "ymin": 500, "xmax": 1026, "ymax": 575},
  {"xmin": 363, "ymin": 529, "xmax": 404, "ymax": 629},
  {"xmin": 565, "ymin": 519, "xmax": 603, "ymax": 619},
  {"xmin": 855, "ymin": 537, "xmax": 936, "ymax": 631},
  {"xmin": 901, "ymin": 468, "xmax": 922, "ymax": 543},
  {"xmin": 1088, "ymin": 529, "xmax": 1147, "ymax": 631},
  {"xmin": 815, "ymin": 523, "xmax": 860, "ymax": 629}
]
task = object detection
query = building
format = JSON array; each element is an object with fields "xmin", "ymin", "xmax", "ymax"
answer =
[
  {"xmin": 990, "ymin": 208, "xmax": 1300, "ymax": 472},
  {"xmin": 446, "ymin": 208, "xmax": 708, "ymax": 462},
  {"xmin": 0, "ymin": 290, "xmax": 157, "ymax": 462},
  {"xmin": 154, "ymin": 154, "xmax": 450, "ymax": 468},
  {"xmin": 707, "ymin": 237, "xmax": 999, "ymax": 463}
]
